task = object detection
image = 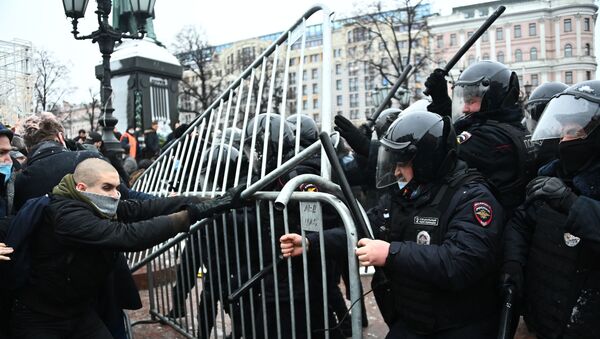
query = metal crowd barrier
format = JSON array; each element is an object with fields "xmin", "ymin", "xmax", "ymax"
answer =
[
  {"xmin": 129, "ymin": 4, "xmax": 334, "ymax": 269},
  {"xmin": 123, "ymin": 5, "xmax": 371, "ymax": 338},
  {"xmin": 133, "ymin": 187, "xmax": 362, "ymax": 339}
]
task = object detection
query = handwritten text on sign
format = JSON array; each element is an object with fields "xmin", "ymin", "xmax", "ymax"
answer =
[{"xmin": 300, "ymin": 201, "xmax": 322, "ymax": 232}]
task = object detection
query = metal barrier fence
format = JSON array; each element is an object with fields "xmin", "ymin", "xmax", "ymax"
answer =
[
  {"xmin": 135, "ymin": 186, "xmax": 362, "ymax": 339},
  {"xmin": 129, "ymin": 4, "xmax": 334, "ymax": 270},
  {"xmin": 125, "ymin": 5, "xmax": 369, "ymax": 339}
]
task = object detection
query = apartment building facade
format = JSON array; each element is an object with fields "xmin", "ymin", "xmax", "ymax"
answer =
[
  {"xmin": 179, "ymin": 5, "xmax": 431, "ymax": 124},
  {"xmin": 429, "ymin": 0, "xmax": 597, "ymax": 92},
  {"xmin": 179, "ymin": 0, "xmax": 597, "ymax": 124}
]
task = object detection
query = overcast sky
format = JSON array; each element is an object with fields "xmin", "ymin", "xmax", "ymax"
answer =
[{"xmin": 0, "ymin": 0, "xmax": 479, "ymax": 104}]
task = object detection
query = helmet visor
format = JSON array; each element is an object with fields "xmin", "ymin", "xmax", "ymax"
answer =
[
  {"xmin": 451, "ymin": 83, "xmax": 488, "ymax": 122},
  {"xmin": 375, "ymin": 144, "xmax": 415, "ymax": 189},
  {"xmin": 531, "ymin": 94, "xmax": 600, "ymax": 141},
  {"xmin": 524, "ymin": 101, "xmax": 546, "ymax": 133}
]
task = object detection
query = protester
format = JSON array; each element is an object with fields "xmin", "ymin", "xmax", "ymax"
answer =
[{"xmin": 9, "ymin": 158, "xmax": 247, "ymax": 338}]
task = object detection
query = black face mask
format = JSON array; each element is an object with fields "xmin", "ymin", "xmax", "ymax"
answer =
[{"xmin": 559, "ymin": 138, "xmax": 597, "ymax": 176}]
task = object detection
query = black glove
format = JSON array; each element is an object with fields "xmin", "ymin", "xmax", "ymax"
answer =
[
  {"xmin": 334, "ymin": 115, "xmax": 371, "ymax": 157},
  {"xmin": 525, "ymin": 176, "xmax": 578, "ymax": 214},
  {"xmin": 187, "ymin": 184, "xmax": 248, "ymax": 223},
  {"xmin": 424, "ymin": 68, "xmax": 450, "ymax": 103},
  {"xmin": 500, "ymin": 261, "xmax": 523, "ymax": 299}
]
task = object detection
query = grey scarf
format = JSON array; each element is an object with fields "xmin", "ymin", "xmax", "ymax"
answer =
[{"xmin": 79, "ymin": 190, "xmax": 121, "ymax": 218}]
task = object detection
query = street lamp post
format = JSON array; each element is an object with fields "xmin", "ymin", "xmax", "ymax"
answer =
[{"xmin": 61, "ymin": 0, "xmax": 156, "ymax": 154}]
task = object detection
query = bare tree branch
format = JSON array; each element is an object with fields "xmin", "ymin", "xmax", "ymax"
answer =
[
  {"xmin": 33, "ymin": 49, "xmax": 72, "ymax": 113},
  {"xmin": 350, "ymin": 0, "xmax": 432, "ymax": 103},
  {"xmin": 172, "ymin": 26, "xmax": 223, "ymax": 115}
]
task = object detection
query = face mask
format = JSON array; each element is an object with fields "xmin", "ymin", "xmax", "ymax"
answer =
[
  {"xmin": 397, "ymin": 181, "xmax": 408, "ymax": 190},
  {"xmin": 0, "ymin": 163, "xmax": 11, "ymax": 183},
  {"xmin": 80, "ymin": 190, "xmax": 121, "ymax": 217},
  {"xmin": 559, "ymin": 138, "xmax": 596, "ymax": 176}
]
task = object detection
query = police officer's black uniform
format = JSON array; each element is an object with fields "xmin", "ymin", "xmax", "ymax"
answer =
[
  {"xmin": 425, "ymin": 61, "xmax": 535, "ymax": 214},
  {"xmin": 503, "ymin": 80, "xmax": 600, "ymax": 339},
  {"xmin": 369, "ymin": 111, "xmax": 504, "ymax": 338}
]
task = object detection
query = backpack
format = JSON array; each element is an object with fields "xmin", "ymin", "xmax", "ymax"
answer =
[{"xmin": 0, "ymin": 194, "xmax": 50, "ymax": 291}]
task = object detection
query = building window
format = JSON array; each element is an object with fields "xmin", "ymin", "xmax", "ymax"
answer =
[
  {"xmin": 530, "ymin": 47, "xmax": 538, "ymax": 61},
  {"xmin": 302, "ymin": 85, "xmax": 307, "ymax": 95},
  {"xmin": 564, "ymin": 44, "xmax": 573, "ymax": 57},
  {"xmin": 483, "ymin": 53, "xmax": 490, "ymax": 60},
  {"xmin": 289, "ymin": 72, "xmax": 296, "ymax": 85},
  {"xmin": 436, "ymin": 35, "xmax": 443, "ymax": 48},
  {"xmin": 313, "ymin": 97, "xmax": 319, "ymax": 109},
  {"xmin": 468, "ymin": 55, "xmax": 475, "ymax": 65},
  {"xmin": 497, "ymin": 51, "xmax": 505, "ymax": 63},
  {"xmin": 496, "ymin": 27, "xmax": 503, "ymax": 41},
  {"xmin": 349, "ymin": 77, "xmax": 358, "ymax": 92},
  {"xmin": 515, "ymin": 49, "xmax": 523, "ymax": 62},
  {"xmin": 349, "ymin": 93, "xmax": 359, "ymax": 108},
  {"xmin": 310, "ymin": 54, "xmax": 319, "ymax": 63},
  {"xmin": 531, "ymin": 74, "xmax": 539, "ymax": 86},
  {"xmin": 336, "ymin": 79, "xmax": 342, "ymax": 91},
  {"xmin": 335, "ymin": 64, "xmax": 341, "ymax": 75},
  {"xmin": 303, "ymin": 70, "xmax": 307, "ymax": 81},
  {"xmin": 529, "ymin": 23, "xmax": 536, "ymax": 36},
  {"xmin": 347, "ymin": 62, "xmax": 357, "ymax": 76},
  {"xmin": 565, "ymin": 71, "xmax": 573, "ymax": 84},
  {"xmin": 336, "ymin": 95, "xmax": 343, "ymax": 106},
  {"xmin": 311, "ymin": 68, "xmax": 318, "ymax": 79},
  {"xmin": 450, "ymin": 33, "xmax": 457, "ymax": 46},
  {"xmin": 514, "ymin": 25, "xmax": 521, "ymax": 38},
  {"xmin": 467, "ymin": 31, "xmax": 474, "ymax": 39},
  {"xmin": 482, "ymin": 31, "xmax": 489, "ymax": 43},
  {"xmin": 312, "ymin": 83, "xmax": 318, "ymax": 94},
  {"xmin": 334, "ymin": 49, "xmax": 342, "ymax": 58},
  {"xmin": 347, "ymin": 27, "xmax": 371, "ymax": 43},
  {"xmin": 587, "ymin": 71, "xmax": 592, "ymax": 80},
  {"xmin": 564, "ymin": 19, "xmax": 572, "ymax": 33},
  {"xmin": 302, "ymin": 99, "xmax": 308, "ymax": 110},
  {"xmin": 350, "ymin": 109, "xmax": 359, "ymax": 119},
  {"xmin": 584, "ymin": 18, "xmax": 591, "ymax": 31},
  {"xmin": 585, "ymin": 43, "xmax": 591, "ymax": 56}
]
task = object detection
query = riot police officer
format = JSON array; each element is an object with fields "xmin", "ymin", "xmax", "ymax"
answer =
[
  {"xmin": 425, "ymin": 61, "xmax": 535, "ymax": 214},
  {"xmin": 287, "ymin": 114, "xmax": 320, "ymax": 149},
  {"xmin": 524, "ymin": 82, "xmax": 568, "ymax": 168},
  {"xmin": 286, "ymin": 111, "xmax": 505, "ymax": 337},
  {"xmin": 503, "ymin": 80, "xmax": 600, "ymax": 339}
]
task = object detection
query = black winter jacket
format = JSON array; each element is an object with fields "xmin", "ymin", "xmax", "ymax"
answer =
[
  {"xmin": 18, "ymin": 195, "xmax": 193, "ymax": 317},
  {"xmin": 14, "ymin": 141, "xmax": 101, "ymax": 211}
]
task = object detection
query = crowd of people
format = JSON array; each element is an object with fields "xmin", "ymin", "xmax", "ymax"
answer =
[{"xmin": 0, "ymin": 58, "xmax": 599, "ymax": 339}]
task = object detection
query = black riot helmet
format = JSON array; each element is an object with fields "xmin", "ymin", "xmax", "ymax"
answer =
[
  {"xmin": 201, "ymin": 144, "xmax": 247, "ymax": 191},
  {"xmin": 244, "ymin": 113, "xmax": 295, "ymax": 174},
  {"xmin": 374, "ymin": 108, "xmax": 402, "ymax": 139},
  {"xmin": 452, "ymin": 60, "xmax": 520, "ymax": 121},
  {"xmin": 286, "ymin": 114, "xmax": 319, "ymax": 147},
  {"xmin": 524, "ymin": 82, "xmax": 568, "ymax": 132},
  {"xmin": 216, "ymin": 127, "xmax": 243, "ymax": 148},
  {"xmin": 532, "ymin": 80, "xmax": 600, "ymax": 174},
  {"xmin": 376, "ymin": 111, "xmax": 457, "ymax": 187}
]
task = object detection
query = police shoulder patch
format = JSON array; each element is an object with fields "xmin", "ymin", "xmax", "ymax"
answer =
[
  {"xmin": 473, "ymin": 202, "xmax": 493, "ymax": 227},
  {"xmin": 457, "ymin": 131, "xmax": 472, "ymax": 144}
]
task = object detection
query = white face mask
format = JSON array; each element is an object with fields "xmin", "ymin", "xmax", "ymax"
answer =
[{"xmin": 397, "ymin": 181, "xmax": 408, "ymax": 190}]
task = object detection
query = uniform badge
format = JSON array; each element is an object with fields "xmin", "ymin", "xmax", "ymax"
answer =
[
  {"xmin": 457, "ymin": 131, "xmax": 472, "ymax": 144},
  {"xmin": 416, "ymin": 230, "xmax": 431, "ymax": 245},
  {"xmin": 300, "ymin": 183, "xmax": 319, "ymax": 192},
  {"xmin": 564, "ymin": 233, "xmax": 581, "ymax": 247},
  {"xmin": 473, "ymin": 202, "xmax": 493, "ymax": 227}
]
